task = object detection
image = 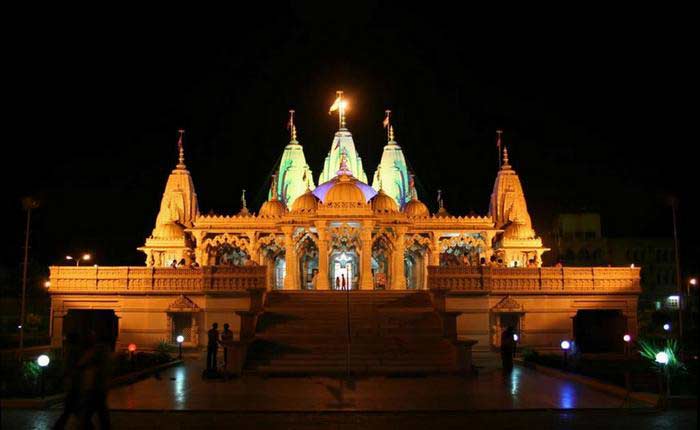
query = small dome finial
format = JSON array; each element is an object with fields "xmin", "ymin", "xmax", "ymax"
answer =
[
  {"xmin": 388, "ymin": 125, "xmax": 395, "ymax": 143},
  {"xmin": 270, "ymin": 174, "xmax": 279, "ymax": 201},
  {"xmin": 437, "ymin": 189, "xmax": 444, "ymax": 210},
  {"xmin": 409, "ymin": 172, "xmax": 418, "ymax": 201},
  {"xmin": 241, "ymin": 189, "xmax": 247, "ymax": 210},
  {"xmin": 502, "ymin": 146, "xmax": 510, "ymax": 168},
  {"xmin": 176, "ymin": 129, "xmax": 186, "ymax": 169}
]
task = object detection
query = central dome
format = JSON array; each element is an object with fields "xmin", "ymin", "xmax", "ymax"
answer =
[{"xmin": 313, "ymin": 174, "xmax": 377, "ymax": 205}]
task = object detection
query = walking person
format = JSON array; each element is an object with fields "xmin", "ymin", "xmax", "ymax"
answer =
[
  {"xmin": 500, "ymin": 326, "xmax": 516, "ymax": 374},
  {"xmin": 341, "ymin": 273, "xmax": 347, "ymax": 290},
  {"xmin": 206, "ymin": 323, "xmax": 220, "ymax": 375},
  {"xmin": 52, "ymin": 332, "xmax": 82, "ymax": 429},
  {"xmin": 77, "ymin": 330, "xmax": 113, "ymax": 429}
]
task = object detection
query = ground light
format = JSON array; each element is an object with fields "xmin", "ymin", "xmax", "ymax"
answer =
[
  {"xmin": 513, "ymin": 333, "xmax": 519, "ymax": 342},
  {"xmin": 560, "ymin": 340, "xmax": 571, "ymax": 367},
  {"xmin": 623, "ymin": 334, "xmax": 632, "ymax": 357},
  {"xmin": 663, "ymin": 323, "xmax": 671, "ymax": 332},
  {"xmin": 655, "ymin": 350, "xmax": 671, "ymax": 400},
  {"xmin": 37, "ymin": 354, "xmax": 50, "ymax": 398},
  {"xmin": 177, "ymin": 335, "xmax": 184, "ymax": 359}
]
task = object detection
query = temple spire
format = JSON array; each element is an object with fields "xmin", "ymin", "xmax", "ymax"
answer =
[
  {"xmin": 176, "ymin": 129, "xmax": 186, "ymax": 169},
  {"xmin": 287, "ymin": 110, "xmax": 297, "ymax": 143}
]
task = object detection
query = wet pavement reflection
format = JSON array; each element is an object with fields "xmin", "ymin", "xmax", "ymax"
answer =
[{"xmin": 102, "ymin": 356, "xmax": 648, "ymax": 412}]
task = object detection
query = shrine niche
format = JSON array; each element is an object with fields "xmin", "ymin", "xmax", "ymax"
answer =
[
  {"xmin": 257, "ymin": 233, "xmax": 285, "ymax": 289},
  {"xmin": 439, "ymin": 234, "xmax": 486, "ymax": 267},
  {"xmin": 371, "ymin": 230, "xmax": 394, "ymax": 290},
  {"xmin": 295, "ymin": 231, "xmax": 319, "ymax": 290},
  {"xmin": 166, "ymin": 295, "xmax": 200, "ymax": 345},
  {"xmin": 203, "ymin": 233, "xmax": 251, "ymax": 266}
]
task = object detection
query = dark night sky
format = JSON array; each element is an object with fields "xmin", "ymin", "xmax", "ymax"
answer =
[{"xmin": 4, "ymin": 5, "xmax": 698, "ymax": 281}]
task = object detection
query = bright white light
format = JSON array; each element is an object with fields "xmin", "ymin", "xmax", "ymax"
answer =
[
  {"xmin": 37, "ymin": 355, "xmax": 50, "ymax": 367},
  {"xmin": 513, "ymin": 334, "xmax": 519, "ymax": 342},
  {"xmin": 65, "ymin": 256, "xmax": 74, "ymax": 260},
  {"xmin": 560, "ymin": 340, "xmax": 571, "ymax": 350},
  {"xmin": 668, "ymin": 295, "xmax": 679, "ymax": 302},
  {"xmin": 176, "ymin": 335, "xmax": 184, "ymax": 343},
  {"xmin": 623, "ymin": 334, "xmax": 631, "ymax": 342},
  {"xmin": 18, "ymin": 325, "xmax": 22, "ymax": 329},
  {"xmin": 690, "ymin": 278, "xmax": 697, "ymax": 286},
  {"xmin": 663, "ymin": 323, "xmax": 671, "ymax": 331},
  {"xmin": 44, "ymin": 281, "xmax": 51, "ymax": 288},
  {"xmin": 82, "ymin": 254, "xmax": 91, "ymax": 261},
  {"xmin": 655, "ymin": 351, "xmax": 669, "ymax": 365},
  {"xmin": 630, "ymin": 263, "xmax": 635, "ymax": 268}
]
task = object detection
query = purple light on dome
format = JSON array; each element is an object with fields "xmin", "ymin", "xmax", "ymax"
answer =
[{"xmin": 313, "ymin": 178, "xmax": 377, "ymax": 203}]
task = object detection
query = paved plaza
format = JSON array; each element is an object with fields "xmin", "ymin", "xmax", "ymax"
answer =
[{"xmin": 4, "ymin": 358, "xmax": 697, "ymax": 430}]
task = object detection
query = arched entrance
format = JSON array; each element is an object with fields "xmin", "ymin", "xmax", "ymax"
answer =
[
  {"xmin": 297, "ymin": 234, "xmax": 319, "ymax": 290},
  {"xmin": 330, "ymin": 251, "xmax": 358, "ymax": 290}
]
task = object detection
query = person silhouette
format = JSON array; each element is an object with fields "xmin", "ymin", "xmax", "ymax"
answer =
[
  {"xmin": 335, "ymin": 276, "xmax": 340, "ymax": 289},
  {"xmin": 206, "ymin": 323, "xmax": 220, "ymax": 373},
  {"xmin": 341, "ymin": 274, "xmax": 346, "ymax": 290},
  {"xmin": 501, "ymin": 326, "xmax": 516, "ymax": 374}
]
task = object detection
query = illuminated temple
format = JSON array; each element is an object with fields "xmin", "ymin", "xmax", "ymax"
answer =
[{"xmin": 48, "ymin": 93, "xmax": 641, "ymax": 370}]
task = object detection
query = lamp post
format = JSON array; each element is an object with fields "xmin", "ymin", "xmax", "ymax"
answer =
[
  {"xmin": 655, "ymin": 351, "xmax": 671, "ymax": 403},
  {"xmin": 19, "ymin": 197, "xmax": 40, "ymax": 359},
  {"xmin": 66, "ymin": 254, "xmax": 91, "ymax": 266},
  {"xmin": 623, "ymin": 334, "xmax": 632, "ymax": 357},
  {"xmin": 560, "ymin": 340, "xmax": 571, "ymax": 367},
  {"xmin": 37, "ymin": 354, "xmax": 50, "ymax": 398},
  {"xmin": 176, "ymin": 335, "xmax": 184, "ymax": 359},
  {"xmin": 669, "ymin": 197, "xmax": 683, "ymax": 341}
]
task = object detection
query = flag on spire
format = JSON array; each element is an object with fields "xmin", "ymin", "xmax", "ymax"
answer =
[
  {"xmin": 329, "ymin": 96, "xmax": 341, "ymax": 113},
  {"xmin": 383, "ymin": 110, "xmax": 391, "ymax": 128},
  {"xmin": 287, "ymin": 110, "xmax": 295, "ymax": 130}
]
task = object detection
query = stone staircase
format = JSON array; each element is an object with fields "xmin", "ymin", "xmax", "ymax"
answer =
[{"xmin": 245, "ymin": 291, "xmax": 458, "ymax": 375}]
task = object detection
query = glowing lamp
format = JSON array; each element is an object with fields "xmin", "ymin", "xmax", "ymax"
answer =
[
  {"xmin": 37, "ymin": 354, "xmax": 50, "ymax": 367},
  {"xmin": 128, "ymin": 343, "xmax": 137, "ymax": 352},
  {"xmin": 176, "ymin": 335, "xmax": 184, "ymax": 344},
  {"xmin": 82, "ymin": 254, "xmax": 91, "ymax": 261},
  {"xmin": 655, "ymin": 351, "xmax": 669, "ymax": 365},
  {"xmin": 663, "ymin": 323, "xmax": 671, "ymax": 331},
  {"xmin": 560, "ymin": 340, "xmax": 571, "ymax": 350},
  {"xmin": 690, "ymin": 278, "xmax": 697, "ymax": 286},
  {"xmin": 623, "ymin": 334, "xmax": 631, "ymax": 343},
  {"xmin": 44, "ymin": 281, "xmax": 51, "ymax": 288},
  {"xmin": 630, "ymin": 263, "xmax": 635, "ymax": 268},
  {"xmin": 65, "ymin": 255, "xmax": 74, "ymax": 261},
  {"xmin": 513, "ymin": 334, "xmax": 519, "ymax": 342}
]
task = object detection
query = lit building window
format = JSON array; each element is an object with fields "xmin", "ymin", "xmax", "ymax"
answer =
[{"xmin": 666, "ymin": 295, "xmax": 679, "ymax": 309}]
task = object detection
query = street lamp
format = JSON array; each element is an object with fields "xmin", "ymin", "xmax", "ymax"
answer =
[
  {"xmin": 66, "ymin": 254, "xmax": 92, "ymax": 266},
  {"xmin": 37, "ymin": 354, "xmax": 50, "ymax": 398},
  {"xmin": 663, "ymin": 323, "xmax": 671, "ymax": 332},
  {"xmin": 176, "ymin": 335, "xmax": 184, "ymax": 359},
  {"xmin": 513, "ymin": 333, "xmax": 519, "ymax": 342},
  {"xmin": 44, "ymin": 281, "xmax": 50, "ymax": 288},
  {"xmin": 560, "ymin": 340, "xmax": 571, "ymax": 367}
]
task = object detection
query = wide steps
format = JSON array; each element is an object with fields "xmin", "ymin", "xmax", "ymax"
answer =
[{"xmin": 245, "ymin": 291, "xmax": 455, "ymax": 375}]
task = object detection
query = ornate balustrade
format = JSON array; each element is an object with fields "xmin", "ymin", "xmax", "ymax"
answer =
[
  {"xmin": 48, "ymin": 266, "xmax": 267, "ymax": 294},
  {"xmin": 428, "ymin": 266, "xmax": 641, "ymax": 294}
]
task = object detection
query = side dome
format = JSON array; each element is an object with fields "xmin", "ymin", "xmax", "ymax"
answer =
[
  {"xmin": 291, "ymin": 190, "xmax": 319, "ymax": 213},
  {"xmin": 403, "ymin": 198, "xmax": 430, "ymax": 217},
  {"xmin": 371, "ymin": 189, "xmax": 398, "ymax": 214},
  {"xmin": 324, "ymin": 175, "xmax": 367, "ymax": 205},
  {"xmin": 152, "ymin": 222, "xmax": 185, "ymax": 240},
  {"xmin": 503, "ymin": 221, "xmax": 536, "ymax": 240},
  {"xmin": 259, "ymin": 199, "xmax": 288, "ymax": 217}
]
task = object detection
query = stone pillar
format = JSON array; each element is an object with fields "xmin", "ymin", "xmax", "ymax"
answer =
[
  {"xmin": 359, "ymin": 221, "xmax": 375, "ymax": 290},
  {"xmin": 315, "ymin": 221, "xmax": 330, "ymax": 290},
  {"xmin": 429, "ymin": 232, "xmax": 441, "ymax": 266},
  {"xmin": 282, "ymin": 227, "xmax": 298, "ymax": 290},
  {"xmin": 391, "ymin": 226, "xmax": 407, "ymax": 290}
]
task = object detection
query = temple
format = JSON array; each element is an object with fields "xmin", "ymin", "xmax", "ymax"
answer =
[{"xmin": 48, "ymin": 93, "xmax": 641, "ymax": 371}]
